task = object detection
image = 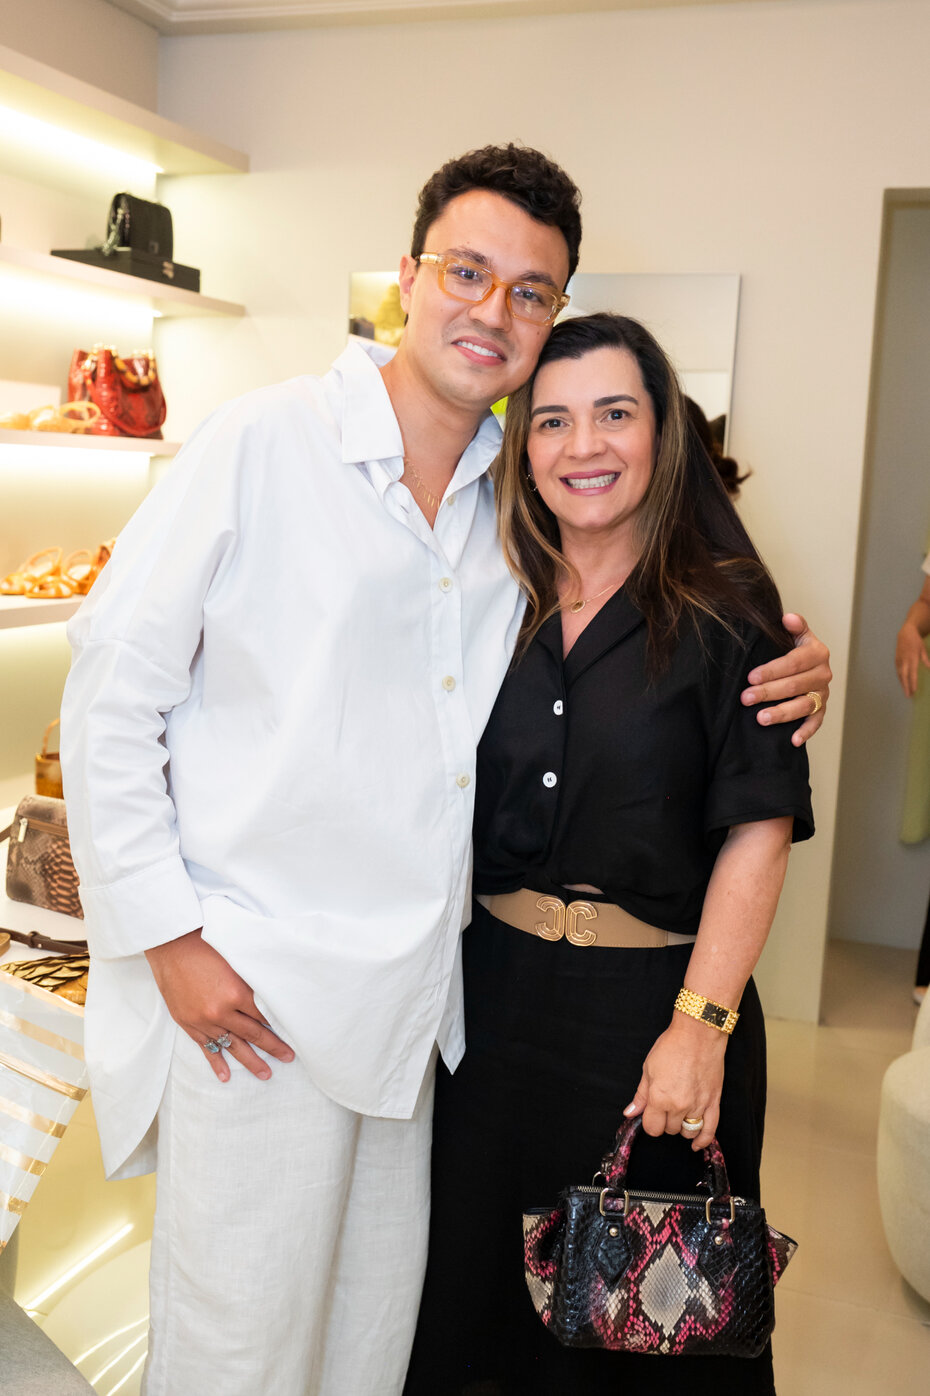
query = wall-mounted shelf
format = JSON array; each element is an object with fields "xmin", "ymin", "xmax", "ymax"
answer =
[
  {"xmin": 0, "ymin": 429, "xmax": 182, "ymax": 455},
  {"xmin": 0, "ymin": 596, "xmax": 82, "ymax": 631},
  {"xmin": 0, "ymin": 43, "xmax": 248, "ymax": 176},
  {"xmin": 0, "ymin": 245, "xmax": 245, "ymax": 318}
]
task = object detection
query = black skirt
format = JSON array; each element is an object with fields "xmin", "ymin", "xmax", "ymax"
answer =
[{"xmin": 404, "ymin": 899, "xmax": 775, "ymax": 1396}]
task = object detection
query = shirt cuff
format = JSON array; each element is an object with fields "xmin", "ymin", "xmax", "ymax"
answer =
[
  {"xmin": 78, "ymin": 854, "xmax": 205, "ymax": 959},
  {"xmin": 705, "ymin": 771, "xmax": 814, "ymax": 844}
]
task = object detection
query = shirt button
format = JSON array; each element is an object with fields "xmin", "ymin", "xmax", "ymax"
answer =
[
  {"xmin": 442, "ymin": 676, "xmax": 456, "ymax": 692},
  {"xmin": 553, "ymin": 700, "xmax": 564, "ymax": 716},
  {"xmin": 446, "ymin": 495, "xmax": 455, "ymax": 507},
  {"xmin": 542, "ymin": 772, "xmax": 558, "ymax": 788},
  {"xmin": 439, "ymin": 577, "xmax": 453, "ymax": 592},
  {"xmin": 456, "ymin": 773, "xmax": 471, "ymax": 789}
]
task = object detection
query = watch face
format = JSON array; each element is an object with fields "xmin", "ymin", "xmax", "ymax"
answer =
[{"xmin": 702, "ymin": 1003, "xmax": 729, "ymax": 1029}]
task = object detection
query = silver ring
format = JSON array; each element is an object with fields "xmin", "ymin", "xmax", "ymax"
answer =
[
  {"xmin": 204, "ymin": 1032, "xmax": 233, "ymax": 1055},
  {"xmin": 681, "ymin": 1117, "xmax": 703, "ymax": 1133}
]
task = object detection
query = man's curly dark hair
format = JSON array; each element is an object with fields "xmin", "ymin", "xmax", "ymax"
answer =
[{"xmin": 411, "ymin": 143, "xmax": 582, "ymax": 284}]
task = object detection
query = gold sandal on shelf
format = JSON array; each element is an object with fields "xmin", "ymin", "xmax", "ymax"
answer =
[
  {"xmin": 0, "ymin": 403, "xmax": 102, "ymax": 434},
  {"xmin": 61, "ymin": 543, "xmax": 111, "ymax": 595},
  {"xmin": 0, "ymin": 547, "xmax": 64, "ymax": 596},
  {"xmin": 24, "ymin": 574, "xmax": 77, "ymax": 599},
  {"xmin": 23, "ymin": 540, "xmax": 115, "ymax": 599}
]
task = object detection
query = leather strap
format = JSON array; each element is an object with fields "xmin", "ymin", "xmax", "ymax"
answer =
[
  {"xmin": 477, "ymin": 889, "xmax": 696, "ymax": 949},
  {"xmin": 0, "ymin": 927, "xmax": 88, "ymax": 955}
]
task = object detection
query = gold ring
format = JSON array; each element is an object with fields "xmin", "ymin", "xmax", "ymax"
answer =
[
  {"xmin": 682, "ymin": 1117, "xmax": 703, "ymax": 1132},
  {"xmin": 807, "ymin": 690, "xmax": 823, "ymax": 716}
]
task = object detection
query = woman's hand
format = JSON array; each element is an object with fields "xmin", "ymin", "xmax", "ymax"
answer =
[
  {"xmin": 896, "ymin": 620, "xmax": 930, "ymax": 698},
  {"xmin": 623, "ymin": 1013, "xmax": 728, "ymax": 1152}
]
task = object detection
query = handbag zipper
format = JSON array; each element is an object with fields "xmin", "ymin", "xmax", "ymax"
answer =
[
  {"xmin": 16, "ymin": 817, "xmax": 69, "ymax": 843},
  {"xmin": 573, "ymin": 1185, "xmax": 747, "ymax": 1207}
]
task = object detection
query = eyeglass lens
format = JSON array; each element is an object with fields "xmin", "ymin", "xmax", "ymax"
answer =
[{"xmin": 439, "ymin": 259, "xmax": 558, "ymax": 324}]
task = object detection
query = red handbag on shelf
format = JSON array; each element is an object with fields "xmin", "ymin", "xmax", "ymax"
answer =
[{"xmin": 67, "ymin": 346, "xmax": 167, "ymax": 439}]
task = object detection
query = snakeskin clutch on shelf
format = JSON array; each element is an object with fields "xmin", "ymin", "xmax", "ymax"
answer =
[
  {"xmin": 523, "ymin": 1115, "xmax": 797, "ymax": 1358},
  {"xmin": 1, "ymin": 796, "xmax": 83, "ymax": 920}
]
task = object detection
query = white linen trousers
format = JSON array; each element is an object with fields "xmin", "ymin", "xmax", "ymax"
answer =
[{"xmin": 142, "ymin": 1025, "xmax": 436, "ymax": 1396}]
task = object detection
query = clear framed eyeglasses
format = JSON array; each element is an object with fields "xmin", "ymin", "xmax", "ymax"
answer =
[{"xmin": 417, "ymin": 253, "xmax": 569, "ymax": 326}]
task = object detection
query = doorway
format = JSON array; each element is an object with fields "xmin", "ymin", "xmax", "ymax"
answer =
[{"xmin": 829, "ymin": 191, "xmax": 930, "ymax": 974}]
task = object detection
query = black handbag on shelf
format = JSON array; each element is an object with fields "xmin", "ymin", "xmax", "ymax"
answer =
[
  {"xmin": 51, "ymin": 192, "xmax": 201, "ymax": 292},
  {"xmin": 522, "ymin": 1116, "xmax": 797, "ymax": 1358}
]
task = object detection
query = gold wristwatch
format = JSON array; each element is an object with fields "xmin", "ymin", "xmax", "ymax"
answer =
[{"xmin": 674, "ymin": 987, "xmax": 739, "ymax": 1035}]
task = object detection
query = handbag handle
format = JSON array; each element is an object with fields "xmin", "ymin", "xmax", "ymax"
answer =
[
  {"xmin": 598, "ymin": 1115, "xmax": 732, "ymax": 1200},
  {"xmin": 41, "ymin": 719, "xmax": 60, "ymax": 759}
]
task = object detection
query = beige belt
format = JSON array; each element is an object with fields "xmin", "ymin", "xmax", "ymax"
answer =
[{"xmin": 476, "ymin": 889, "xmax": 696, "ymax": 949}]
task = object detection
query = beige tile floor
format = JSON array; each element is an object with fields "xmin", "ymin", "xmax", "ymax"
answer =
[
  {"xmin": 9, "ymin": 938, "xmax": 930, "ymax": 1393},
  {"xmin": 765, "ymin": 940, "xmax": 930, "ymax": 1393}
]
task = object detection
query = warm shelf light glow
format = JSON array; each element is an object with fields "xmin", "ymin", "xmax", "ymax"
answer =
[
  {"xmin": 0, "ymin": 445, "xmax": 157, "ymax": 472},
  {"xmin": 24, "ymin": 1222, "xmax": 134, "ymax": 1312},
  {"xmin": 0, "ymin": 105, "xmax": 163, "ymax": 183},
  {"xmin": 0, "ymin": 266, "xmax": 155, "ymax": 339},
  {"xmin": 107, "ymin": 1350, "xmax": 148, "ymax": 1396},
  {"xmin": 75, "ymin": 1316, "xmax": 148, "ymax": 1368},
  {"xmin": 90, "ymin": 1330, "xmax": 148, "ymax": 1387}
]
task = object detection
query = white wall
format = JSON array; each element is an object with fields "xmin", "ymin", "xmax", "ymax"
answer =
[
  {"xmin": 154, "ymin": 0, "xmax": 930, "ymax": 1021},
  {"xmin": 1, "ymin": 0, "xmax": 159, "ymax": 108},
  {"xmin": 830, "ymin": 200, "xmax": 930, "ymax": 948}
]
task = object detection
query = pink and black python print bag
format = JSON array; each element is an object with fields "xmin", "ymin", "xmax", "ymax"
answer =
[{"xmin": 523, "ymin": 1116, "xmax": 797, "ymax": 1358}]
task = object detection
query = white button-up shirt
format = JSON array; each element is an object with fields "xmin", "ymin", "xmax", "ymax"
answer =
[{"xmin": 61, "ymin": 341, "xmax": 523, "ymax": 1178}]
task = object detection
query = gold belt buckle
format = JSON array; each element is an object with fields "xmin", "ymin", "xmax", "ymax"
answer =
[{"xmin": 534, "ymin": 896, "xmax": 598, "ymax": 945}]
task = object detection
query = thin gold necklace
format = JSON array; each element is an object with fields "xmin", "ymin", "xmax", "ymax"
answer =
[
  {"xmin": 563, "ymin": 579, "xmax": 623, "ymax": 614},
  {"xmin": 404, "ymin": 458, "xmax": 442, "ymax": 511}
]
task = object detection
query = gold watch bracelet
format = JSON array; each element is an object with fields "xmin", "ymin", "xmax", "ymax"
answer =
[{"xmin": 674, "ymin": 987, "xmax": 740, "ymax": 1036}]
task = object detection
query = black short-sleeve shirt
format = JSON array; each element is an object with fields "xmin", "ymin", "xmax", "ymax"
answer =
[{"xmin": 473, "ymin": 587, "xmax": 814, "ymax": 935}]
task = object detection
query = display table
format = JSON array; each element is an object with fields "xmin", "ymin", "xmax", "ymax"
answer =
[{"xmin": 0, "ymin": 799, "xmax": 154, "ymax": 1395}]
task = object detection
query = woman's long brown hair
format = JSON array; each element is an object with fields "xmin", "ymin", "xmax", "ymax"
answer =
[{"xmin": 494, "ymin": 313, "xmax": 789, "ymax": 669}]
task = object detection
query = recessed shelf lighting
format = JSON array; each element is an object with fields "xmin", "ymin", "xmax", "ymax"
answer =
[{"xmin": 0, "ymin": 104, "xmax": 163, "ymax": 183}]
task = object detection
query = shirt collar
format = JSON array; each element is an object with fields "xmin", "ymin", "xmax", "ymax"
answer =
[{"xmin": 330, "ymin": 338, "xmax": 503, "ymax": 490}]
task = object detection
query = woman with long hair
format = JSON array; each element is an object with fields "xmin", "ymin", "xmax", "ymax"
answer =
[{"xmin": 405, "ymin": 313, "xmax": 813, "ymax": 1396}]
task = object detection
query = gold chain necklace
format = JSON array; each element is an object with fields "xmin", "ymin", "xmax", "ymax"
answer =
[
  {"xmin": 403, "ymin": 458, "xmax": 442, "ymax": 512},
  {"xmin": 563, "ymin": 579, "xmax": 623, "ymax": 614}
]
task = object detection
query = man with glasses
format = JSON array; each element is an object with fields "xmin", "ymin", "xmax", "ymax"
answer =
[{"xmin": 61, "ymin": 144, "xmax": 830, "ymax": 1395}]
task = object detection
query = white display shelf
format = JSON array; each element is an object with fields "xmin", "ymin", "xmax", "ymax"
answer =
[
  {"xmin": 0, "ymin": 596, "xmax": 81, "ymax": 631},
  {"xmin": 0, "ymin": 245, "xmax": 245, "ymax": 318},
  {"xmin": 1, "ymin": 803, "xmax": 86, "ymax": 952},
  {"xmin": 0, "ymin": 43, "xmax": 248, "ymax": 176},
  {"xmin": 0, "ymin": 429, "xmax": 181, "ymax": 455}
]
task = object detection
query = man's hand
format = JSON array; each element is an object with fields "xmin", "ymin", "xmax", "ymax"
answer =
[
  {"xmin": 740, "ymin": 613, "xmax": 832, "ymax": 746},
  {"xmin": 145, "ymin": 929, "xmax": 295, "ymax": 1083}
]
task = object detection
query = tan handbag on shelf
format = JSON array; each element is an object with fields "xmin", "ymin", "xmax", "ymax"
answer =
[
  {"xmin": 1, "ymin": 796, "xmax": 83, "ymax": 920},
  {"xmin": 35, "ymin": 720, "xmax": 63, "ymax": 799}
]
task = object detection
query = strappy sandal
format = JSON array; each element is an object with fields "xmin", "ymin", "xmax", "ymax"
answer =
[
  {"xmin": 0, "ymin": 403, "xmax": 101, "ymax": 434},
  {"xmin": 30, "ymin": 402, "xmax": 102, "ymax": 434},
  {"xmin": 26, "ymin": 540, "xmax": 115, "ymax": 599},
  {"xmin": 0, "ymin": 547, "xmax": 64, "ymax": 596},
  {"xmin": 24, "ymin": 574, "xmax": 78, "ymax": 599}
]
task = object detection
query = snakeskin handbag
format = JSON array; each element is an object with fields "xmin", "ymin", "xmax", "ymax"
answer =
[
  {"xmin": 1, "ymin": 796, "xmax": 83, "ymax": 920},
  {"xmin": 523, "ymin": 1116, "xmax": 797, "ymax": 1358}
]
